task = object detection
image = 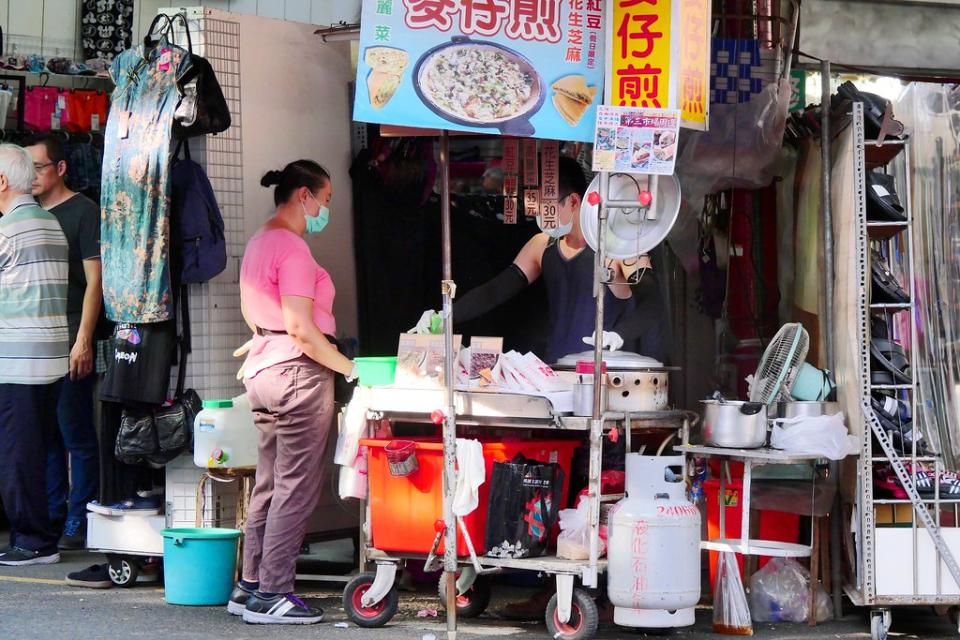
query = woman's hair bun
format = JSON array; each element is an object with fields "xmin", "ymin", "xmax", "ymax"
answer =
[{"xmin": 260, "ymin": 169, "xmax": 283, "ymax": 188}]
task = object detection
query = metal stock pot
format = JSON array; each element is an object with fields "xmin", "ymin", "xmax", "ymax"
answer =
[{"xmin": 555, "ymin": 351, "xmax": 676, "ymax": 413}]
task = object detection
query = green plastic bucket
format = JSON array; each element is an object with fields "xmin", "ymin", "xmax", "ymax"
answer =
[
  {"xmin": 354, "ymin": 356, "xmax": 397, "ymax": 386},
  {"xmin": 161, "ymin": 528, "xmax": 241, "ymax": 605}
]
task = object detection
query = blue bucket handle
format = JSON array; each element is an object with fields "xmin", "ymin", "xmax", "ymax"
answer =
[{"xmin": 173, "ymin": 536, "xmax": 185, "ymax": 546}]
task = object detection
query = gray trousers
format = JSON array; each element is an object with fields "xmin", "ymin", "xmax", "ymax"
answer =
[{"xmin": 242, "ymin": 356, "xmax": 335, "ymax": 593}]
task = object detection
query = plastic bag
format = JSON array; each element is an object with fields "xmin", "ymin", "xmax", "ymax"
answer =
[
  {"xmin": 338, "ymin": 445, "xmax": 368, "ymax": 500},
  {"xmin": 556, "ymin": 499, "xmax": 605, "ymax": 560},
  {"xmin": 770, "ymin": 413, "xmax": 857, "ymax": 460},
  {"xmin": 485, "ymin": 454, "xmax": 564, "ymax": 559},
  {"xmin": 713, "ymin": 551, "xmax": 753, "ymax": 635},
  {"xmin": 750, "ymin": 557, "xmax": 833, "ymax": 623}
]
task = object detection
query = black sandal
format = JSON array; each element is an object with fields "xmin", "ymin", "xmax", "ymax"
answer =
[
  {"xmin": 872, "ymin": 252, "xmax": 910, "ymax": 304},
  {"xmin": 867, "ymin": 172, "xmax": 907, "ymax": 222}
]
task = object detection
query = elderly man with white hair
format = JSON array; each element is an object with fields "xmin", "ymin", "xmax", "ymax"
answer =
[{"xmin": 0, "ymin": 143, "xmax": 69, "ymax": 566}]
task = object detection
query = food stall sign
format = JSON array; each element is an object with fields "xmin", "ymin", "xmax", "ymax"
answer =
[
  {"xmin": 540, "ymin": 139, "xmax": 559, "ymax": 229},
  {"xmin": 354, "ymin": 0, "xmax": 606, "ymax": 142},
  {"xmin": 592, "ymin": 105, "xmax": 680, "ymax": 175},
  {"xmin": 605, "ymin": 0, "xmax": 711, "ymax": 131}
]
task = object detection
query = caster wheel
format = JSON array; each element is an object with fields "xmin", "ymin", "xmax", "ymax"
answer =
[
  {"xmin": 545, "ymin": 588, "xmax": 599, "ymax": 640},
  {"xmin": 342, "ymin": 572, "xmax": 398, "ymax": 628},
  {"xmin": 107, "ymin": 555, "xmax": 139, "ymax": 588},
  {"xmin": 438, "ymin": 573, "xmax": 492, "ymax": 618},
  {"xmin": 870, "ymin": 608, "xmax": 892, "ymax": 640}
]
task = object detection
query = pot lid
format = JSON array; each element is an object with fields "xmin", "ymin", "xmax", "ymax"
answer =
[{"xmin": 555, "ymin": 350, "xmax": 672, "ymax": 370}]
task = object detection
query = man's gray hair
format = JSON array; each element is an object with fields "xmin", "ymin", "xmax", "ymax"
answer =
[{"xmin": 0, "ymin": 144, "xmax": 35, "ymax": 194}]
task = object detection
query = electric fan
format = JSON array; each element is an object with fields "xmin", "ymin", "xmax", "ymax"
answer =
[{"xmin": 749, "ymin": 323, "xmax": 810, "ymax": 405}]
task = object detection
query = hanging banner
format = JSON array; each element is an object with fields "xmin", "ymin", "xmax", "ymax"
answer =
[
  {"xmin": 608, "ymin": 0, "xmax": 672, "ymax": 110},
  {"xmin": 524, "ymin": 188, "xmax": 540, "ymax": 218},
  {"xmin": 789, "ymin": 69, "xmax": 807, "ymax": 113},
  {"xmin": 605, "ymin": 0, "xmax": 710, "ymax": 131},
  {"xmin": 502, "ymin": 138, "xmax": 519, "ymax": 174},
  {"xmin": 354, "ymin": 0, "xmax": 606, "ymax": 142},
  {"xmin": 677, "ymin": 0, "xmax": 710, "ymax": 129},
  {"xmin": 504, "ymin": 195, "xmax": 518, "ymax": 224},
  {"xmin": 523, "ymin": 139, "xmax": 538, "ymax": 186},
  {"xmin": 540, "ymin": 139, "xmax": 559, "ymax": 229}
]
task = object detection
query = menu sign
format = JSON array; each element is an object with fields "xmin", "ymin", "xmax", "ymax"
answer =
[
  {"xmin": 592, "ymin": 106, "xmax": 680, "ymax": 175},
  {"xmin": 354, "ymin": 0, "xmax": 607, "ymax": 142}
]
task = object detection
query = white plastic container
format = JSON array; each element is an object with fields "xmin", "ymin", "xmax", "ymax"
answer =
[
  {"xmin": 193, "ymin": 395, "xmax": 259, "ymax": 469},
  {"xmin": 607, "ymin": 454, "xmax": 701, "ymax": 628}
]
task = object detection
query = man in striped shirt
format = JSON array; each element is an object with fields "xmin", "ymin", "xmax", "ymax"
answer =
[{"xmin": 0, "ymin": 143, "xmax": 69, "ymax": 566}]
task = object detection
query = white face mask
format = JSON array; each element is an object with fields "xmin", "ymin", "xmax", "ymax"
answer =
[{"xmin": 539, "ymin": 194, "xmax": 574, "ymax": 238}]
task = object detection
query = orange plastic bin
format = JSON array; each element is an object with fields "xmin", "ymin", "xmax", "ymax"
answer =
[{"xmin": 361, "ymin": 438, "xmax": 579, "ymax": 556}]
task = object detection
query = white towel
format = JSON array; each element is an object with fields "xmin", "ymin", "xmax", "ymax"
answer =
[{"xmin": 452, "ymin": 438, "xmax": 485, "ymax": 517}]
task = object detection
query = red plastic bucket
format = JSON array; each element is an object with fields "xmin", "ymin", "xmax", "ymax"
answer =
[{"xmin": 384, "ymin": 440, "xmax": 418, "ymax": 477}]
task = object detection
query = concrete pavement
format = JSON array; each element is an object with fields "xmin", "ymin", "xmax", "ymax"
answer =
[{"xmin": 0, "ymin": 548, "xmax": 957, "ymax": 639}]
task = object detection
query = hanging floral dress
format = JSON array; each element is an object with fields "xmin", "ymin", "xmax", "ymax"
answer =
[{"xmin": 101, "ymin": 38, "xmax": 190, "ymax": 323}]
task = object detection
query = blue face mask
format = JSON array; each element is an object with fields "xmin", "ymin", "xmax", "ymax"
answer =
[{"xmin": 302, "ymin": 194, "xmax": 330, "ymax": 234}]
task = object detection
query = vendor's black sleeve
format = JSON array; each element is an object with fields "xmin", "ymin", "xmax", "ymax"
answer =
[
  {"xmin": 612, "ymin": 271, "xmax": 666, "ymax": 343},
  {"xmin": 453, "ymin": 263, "xmax": 529, "ymax": 325}
]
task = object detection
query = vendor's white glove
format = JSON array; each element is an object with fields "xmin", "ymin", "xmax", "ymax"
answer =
[
  {"xmin": 582, "ymin": 331, "xmax": 624, "ymax": 352},
  {"xmin": 345, "ymin": 362, "xmax": 359, "ymax": 383},
  {"xmin": 233, "ymin": 338, "xmax": 254, "ymax": 381},
  {"xmin": 409, "ymin": 310, "xmax": 441, "ymax": 335}
]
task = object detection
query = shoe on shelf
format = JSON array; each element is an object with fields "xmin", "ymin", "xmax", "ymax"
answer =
[
  {"xmin": 65, "ymin": 564, "xmax": 112, "ymax": 589},
  {"xmin": 242, "ymin": 592, "xmax": 324, "ymax": 625},
  {"xmin": 0, "ymin": 546, "xmax": 60, "ymax": 566},
  {"xmin": 227, "ymin": 582, "xmax": 255, "ymax": 616},
  {"xmin": 59, "ymin": 518, "xmax": 86, "ymax": 550},
  {"xmin": 86, "ymin": 499, "xmax": 159, "ymax": 517}
]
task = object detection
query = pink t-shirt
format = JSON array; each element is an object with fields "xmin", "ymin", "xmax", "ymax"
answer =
[{"xmin": 239, "ymin": 228, "xmax": 336, "ymax": 378}]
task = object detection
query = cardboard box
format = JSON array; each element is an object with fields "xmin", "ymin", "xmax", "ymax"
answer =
[{"xmin": 875, "ymin": 504, "xmax": 914, "ymax": 526}]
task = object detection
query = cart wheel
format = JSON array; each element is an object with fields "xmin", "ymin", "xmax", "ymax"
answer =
[
  {"xmin": 546, "ymin": 588, "xmax": 598, "ymax": 640},
  {"xmin": 438, "ymin": 573, "xmax": 492, "ymax": 618},
  {"xmin": 107, "ymin": 555, "xmax": 140, "ymax": 588},
  {"xmin": 870, "ymin": 608, "xmax": 892, "ymax": 640},
  {"xmin": 342, "ymin": 572, "xmax": 398, "ymax": 628}
]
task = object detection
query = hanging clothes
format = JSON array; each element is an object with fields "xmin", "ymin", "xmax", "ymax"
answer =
[
  {"xmin": 100, "ymin": 39, "xmax": 190, "ymax": 323},
  {"xmin": 82, "ymin": 0, "xmax": 135, "ymax": 62}
]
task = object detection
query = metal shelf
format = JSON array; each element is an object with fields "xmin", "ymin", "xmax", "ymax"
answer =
[
  {"xmin": 870, "ymin": 303, "xmax": 912, "ymax": 311},
  {"xmin": 869, "ymin": 384, "xmax": 914, "ymax": 390},
  {"xmin": 700, "ymin": 538, "xmax": 811, "ymax": 558}
]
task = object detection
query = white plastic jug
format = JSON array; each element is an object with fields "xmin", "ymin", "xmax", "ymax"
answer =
[{"xmin": 193, "ymin": 395, "xmax": 258, "ymax": 469}]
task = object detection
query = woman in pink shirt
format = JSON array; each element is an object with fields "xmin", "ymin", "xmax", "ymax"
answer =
[{"xmin": 228, "ymin": 160, "xmax": 356, "ymax": 625}]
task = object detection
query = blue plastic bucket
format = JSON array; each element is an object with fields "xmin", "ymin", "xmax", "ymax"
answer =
[{"xmin": 161, "ymin": 527, "xmax": 241, "ymax": 605}]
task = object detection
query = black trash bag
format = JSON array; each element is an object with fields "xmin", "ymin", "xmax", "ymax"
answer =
[{"xmin": 484, "ymin": 454, "xmax": 565, "ymax": 559}]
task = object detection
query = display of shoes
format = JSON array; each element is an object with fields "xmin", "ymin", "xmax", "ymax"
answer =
[
  {"xmin": 871, "ymin": 394, "xmax": 927, "ymax": 456},
  {"xmin": 0, "ymin": 546, "xmax": 61, "ymax": 566},
  {"xmin": 836, "ymin": 81, "xmax": 905, "ymax": 140},
  {"xmin": 871, "ymin": 251, "xmax": 910, "ymax": 304},
  {"xmin": 870, "ymin": 337, "xmax": 912, "ymax": 384},
  {"xmin": 873, "ymin": 463, "xmax": 960, "ymax": 500},
  {"xmin": 866, "ymin": 172, "xmax": 907, "ymax": 222},
  {"xmin": 65, "ymin": 564, "xmax": 113, "ymax": 589}
]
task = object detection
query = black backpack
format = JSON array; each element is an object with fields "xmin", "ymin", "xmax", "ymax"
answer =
[{"xmin": 171, "ymin": 140, "xmax": 227, "ymax": 284}]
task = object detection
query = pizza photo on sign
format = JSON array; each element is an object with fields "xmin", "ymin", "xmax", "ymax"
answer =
[
  {"xmin": 364, "ymin": 46, "xmax": 409, "ymax": 109},
  {"xmin": 551, "ymin": 74, "xmax": 598, "ymax": 126},
  {"xmin": 414, "ymin": 38, "xmax": 544, "ymax": 134}
]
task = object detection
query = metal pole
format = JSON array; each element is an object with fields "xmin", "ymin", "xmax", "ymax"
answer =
[
  {"xmin": 820, "ymin": 60, "xmax": 843, "ymax": 620},
  {"xmin": 439, "ymin": 130, "xmax": 458, "ymax": 640},
  {"xmin": 585, "ymin": 171, "xmax": 610, "ymax": 588}
]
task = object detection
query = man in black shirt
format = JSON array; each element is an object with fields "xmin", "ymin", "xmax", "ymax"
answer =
[{"xmin": 26, "ymin": 135, "xmax": 102, "ymax": 552}]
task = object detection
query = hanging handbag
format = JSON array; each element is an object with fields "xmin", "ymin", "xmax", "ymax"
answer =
[{"xmin": 159, "ymin": 13, "xmax": 230, "ymax": 138}]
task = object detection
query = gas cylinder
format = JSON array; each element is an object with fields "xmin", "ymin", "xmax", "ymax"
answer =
[{"xmin": 607, "ymin": 454, "xmax": 701, "ymax": 628}]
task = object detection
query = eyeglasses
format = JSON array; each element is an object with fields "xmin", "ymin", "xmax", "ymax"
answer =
[{"xmin": 33, "ymin": 162, "xmax": 55, "ymax": 171}]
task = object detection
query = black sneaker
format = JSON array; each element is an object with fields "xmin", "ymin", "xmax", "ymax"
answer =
[
  {"xmin": 65, "ymin": 564, "xmax": 112, "ymax": 589},
  {"xmin": 0, "ymin": 546, "xmax": 60, "ymax": 566},
  {"xmin": 59, "ymin": 518, "xmax": 86, "ymax": 550},
  {"xmin": 242, "ymin": 592, "xmax": 324, "ymax": 625},
  {"xmin": 227, "ymin": 582, "xmax": 255, "ymax": 616}
]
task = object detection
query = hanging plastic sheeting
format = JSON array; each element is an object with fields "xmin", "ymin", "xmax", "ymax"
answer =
[
  {"xmin": 895, "ymin": 82, "xmax": 960, "ymax": 471},
  {"xmin": 907, "ymin": 83, "xmax": 957, "ymax": 460},
  {"xmin": 669, "ymin": 2, "xmax": 799, "ymax": 272}
]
